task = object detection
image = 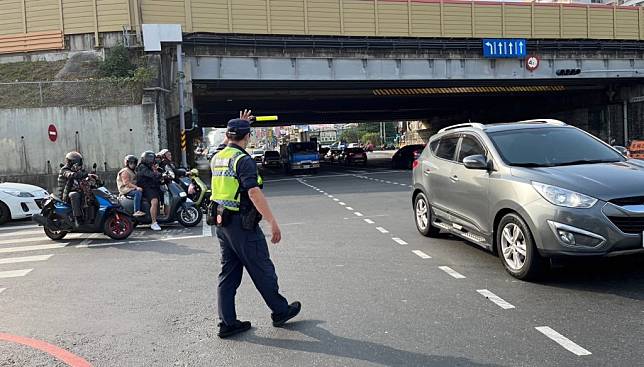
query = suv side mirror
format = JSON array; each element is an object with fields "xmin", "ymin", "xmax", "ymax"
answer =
[
  {"xmin": 463, "ymin": 155, "xmax": 489, "ymax": 170},
  {"xmin": 613, "ymin": 146, "xmax": 629, "ymax": 157}
]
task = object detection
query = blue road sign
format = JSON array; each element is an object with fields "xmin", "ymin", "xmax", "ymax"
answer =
[{"xmin": 482, "ymin": 39, "xmax": 527, "ymax": 59}]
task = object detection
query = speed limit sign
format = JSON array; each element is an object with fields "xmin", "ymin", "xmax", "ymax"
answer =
[{"xmin": 526, "ymin": 56, "xmax": 540, "ymax": 71}]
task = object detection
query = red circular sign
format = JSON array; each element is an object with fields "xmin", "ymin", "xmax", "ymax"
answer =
[
  {"xmin": 48, "ymin": 124, "xmax": 58, "ymax": 142},
  {"xmin": 526, "ymin": 56, "xmax": 540, "ymax": 72}
]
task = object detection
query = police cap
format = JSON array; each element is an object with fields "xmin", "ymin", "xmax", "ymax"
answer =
[{"xmin": 226, "ymin": 118, "xmax": 251, "ymax": 137}]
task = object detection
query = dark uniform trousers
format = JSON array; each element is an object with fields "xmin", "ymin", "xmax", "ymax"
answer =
[{"xmin": 216, "ymin": 214, "xmax": 289, "ymax": 325}]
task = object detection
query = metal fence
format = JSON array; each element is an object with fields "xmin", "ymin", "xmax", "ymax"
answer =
[{"xmin": 0, "ymin": 80, "xmax": 144, "ymax": 108}]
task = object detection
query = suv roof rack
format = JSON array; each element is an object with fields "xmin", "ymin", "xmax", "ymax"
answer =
[
  {"xmin": 438, "ymin": 123, "xmax": 485, "ymax": 133},
  {"xmin": 514, "ymin": 119, "xmax": 567, "ymax": 126}
]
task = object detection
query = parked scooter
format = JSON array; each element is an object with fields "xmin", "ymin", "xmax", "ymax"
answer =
[
  {"xmin": 33, "ymin": 164, "xmax": 134, "ymax": 240},
  {"xmin": 119, "ymin": 168, "xmax": 202, "ymax": 227},
  {"xmin": 187, "ymin": 169, "xmax": 211, "ymax": 213}
]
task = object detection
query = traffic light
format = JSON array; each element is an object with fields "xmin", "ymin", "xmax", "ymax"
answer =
[{"xmin": 555, "ymin": 68, "xmax": 581, "ymax": 76}]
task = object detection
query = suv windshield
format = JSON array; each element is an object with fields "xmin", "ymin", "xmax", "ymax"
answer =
[
  {"xmin": 264, "ymin": 151, "xmax": 279, "ymax": 158},
  {"xmin": 488, "ymin": 127, "xmax": 623, "ymax": 167}
]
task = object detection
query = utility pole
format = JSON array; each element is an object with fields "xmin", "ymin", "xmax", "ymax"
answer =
[{"xmin": 177, "ymin": 43, "xmax": 187, "ymax": 168}]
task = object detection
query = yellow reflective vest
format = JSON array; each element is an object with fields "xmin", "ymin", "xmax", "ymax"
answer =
[{"xmin": 210, "ymin": 146, "xmax": 263, "ymax": 211}]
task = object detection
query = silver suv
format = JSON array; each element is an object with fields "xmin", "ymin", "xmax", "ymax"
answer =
[{"xmin": 412, "ymin": 119, "xmax": 644, "ymax": 280}]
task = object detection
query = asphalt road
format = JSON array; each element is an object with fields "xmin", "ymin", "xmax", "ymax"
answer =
[{"xmin": 0, "ymin": 158, "xmax": 642, "ymax": 366}]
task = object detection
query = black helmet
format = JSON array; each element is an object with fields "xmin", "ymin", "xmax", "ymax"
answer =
[
  {"xmin": 65, "ymin": 151, "xmax": 83, "ymax": 167},
  {"xmin": 124, "ymin": 155, "xmax": 138, "ymax": 167},
  {"xmin": 140, "ymin": 150, "xmax": 156, "ymax": 165}
]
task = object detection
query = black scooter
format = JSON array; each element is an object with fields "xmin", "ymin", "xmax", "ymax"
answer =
[{"xmin": 119, "ymin": 168, "xmax": 202, "ymax": 227}]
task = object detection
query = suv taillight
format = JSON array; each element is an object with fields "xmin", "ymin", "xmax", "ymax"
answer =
[{"xmin": 412, "ymin": 160, "xmax": 420, "ymax": 169}]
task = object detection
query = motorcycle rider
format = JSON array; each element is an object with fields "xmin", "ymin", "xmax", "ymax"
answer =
[
  {"xmin": 136, "ymin": 151, "xmax": 163, "ymax": 231},
  {"xmin": 117, "ymin": 155, "xmax": 146, "ymax": 218},
  {"xmin": 157, "ymin": 149, "xmax": 177, "ymax": 173},
  {"xmin": 57, "ymin": 151, "xmax": 95, "ymax": 227}
]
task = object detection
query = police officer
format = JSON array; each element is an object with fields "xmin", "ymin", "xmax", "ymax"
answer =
[{"xmin": 211, "ymin": 116, "xmax": 301, "ymax": 339}]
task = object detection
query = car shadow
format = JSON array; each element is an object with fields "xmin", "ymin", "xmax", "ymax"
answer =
[
  {"xmin": 540, "ymin": 255, "xmax": 644, "ymax": 301},
  {"xmin": 240, "ymin": 320, "xmax": 502, "ymax": 367},
  {"xmin": 445, "ymin": 235, "xmax": 644, "ymax": 301}
]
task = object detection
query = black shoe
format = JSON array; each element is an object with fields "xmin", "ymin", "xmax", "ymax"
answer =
[
  {"xmin": 272, "ymin": 301, "xmax": 302, "ymax": 327},
  {"xmin": 217, "ymin": 320, "xmax": 251, "ymax": 338}
]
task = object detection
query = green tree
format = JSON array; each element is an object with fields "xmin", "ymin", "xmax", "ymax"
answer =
[{"xmin": 361, "ymin": 132, "xmax": 381, "ymax": 146}]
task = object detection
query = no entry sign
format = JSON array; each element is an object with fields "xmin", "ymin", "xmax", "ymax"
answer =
[{"xmin": 48, "ymin": 124, "xmax": 58, "ymax": 142}]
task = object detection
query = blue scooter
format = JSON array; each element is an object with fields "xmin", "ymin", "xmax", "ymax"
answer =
[{"xmin": 33, "ymin": 166, "xmax": 134, "ymax": 241}]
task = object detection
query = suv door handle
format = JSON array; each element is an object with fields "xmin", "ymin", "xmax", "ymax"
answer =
[
  {"xmin": 450, "ymin": 175, "xmax": 459, "ymax": 182},
  {"xmin": 423, "ymin": 169, "xmax": 431, "ymax": 176}
]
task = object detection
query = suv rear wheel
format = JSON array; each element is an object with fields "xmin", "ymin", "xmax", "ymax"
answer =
[
  {"xmin": 496, "ymin": 213, "xmax": 546, "ymax": 280},
  {"xmin": 414, "ymin": 192, "xmax": 441, "ymax": 237}
]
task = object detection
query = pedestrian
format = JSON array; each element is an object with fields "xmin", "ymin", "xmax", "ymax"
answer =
[{"xmin": 210, "ymin": 115, "xmax": 301, "ymax": 338}]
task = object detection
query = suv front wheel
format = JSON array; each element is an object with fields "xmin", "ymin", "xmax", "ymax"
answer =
[
  {"xmin": 496, "ymin": 213, "xmax": 546, "ymax": 280},
  {"xmin": 414, "ymin": 192, "xmax": 441, "ymax": 237}
]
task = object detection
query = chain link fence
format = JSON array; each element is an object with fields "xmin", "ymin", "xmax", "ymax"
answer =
[{"xmin": 0, "ymin": 80, "xmax": 145, "ymax": 108}]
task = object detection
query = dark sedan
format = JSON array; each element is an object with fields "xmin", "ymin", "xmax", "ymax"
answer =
[{"xmin": 392, "ymin": 144, "xmax": 425, "ymax": 169}]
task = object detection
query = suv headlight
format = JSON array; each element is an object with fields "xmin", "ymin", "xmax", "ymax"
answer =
[
  {"xmin": 0, "ymin": 189, "xmax": 34, "ymax": 197},
  {"xmin": 532, "ymin": 182, "xmax": 597, "ymax": 208}
]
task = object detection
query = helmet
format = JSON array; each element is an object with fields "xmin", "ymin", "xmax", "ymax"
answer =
[
  {"xmin": 140, "ymin": 150, "xmax": 156, "ymax": 165},
  {"xmin": 65, "ymin": 151, "xmax": 83, "ymax": 167},
  {"xmin": 157, "ymin": 149, "xmax": 170, "ymax": 158},
  {"xmin": 124, "ymin": 155, "xmax": 138, "ymax": 167},
  {"xmin": 189, "ymin": 168, "xmax": 199, "ymax": 177}
]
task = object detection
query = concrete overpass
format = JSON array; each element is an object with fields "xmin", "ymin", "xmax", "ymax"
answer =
[{"xmin": 181, "ymin": 34, "xmax": 644, "ymax": 147}]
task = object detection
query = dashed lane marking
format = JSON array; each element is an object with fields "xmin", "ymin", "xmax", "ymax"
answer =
[
  {"xmin": 0, "ymin": 243, "xmax": 67, "ymax": 254},
  {"xmin": 354, "ymin": 212, "xmax": 364, "ymax": 217},
  {"xmin": 0, "ymin": 254, "xmax": 53, "ymax": 265},
  {"xmin": 476, "ymin": 289, "xmax": 515, "ymax": 310},
  {"xmin": 376, "ymin": 227, "xmax": 389, "ymax": 234},
  {"xmin": 392, "ymin": 238, "xmax": 408, "ymax": 245},
  {"xmin": 0, "ymin": 269, "xmax": 33, "ymax": 279},
  {"xmin": 412, "ymin": 250, "xmax": 431, "ymax": 259},
  {"xmin": 364, "ymin": 219, "xmax": 375, "ymax": 224},
  {"xmin": 346, "ymin": 207, "xmax": 354, "ymax": 211},
  {"xmin": 438, "ymin": 266, "xmax": 466, "ymax": 279},
  {"xmin": 535, "ymin": 326, "xmax": 592, "ymax": 356},
  {"xmin": 0, "ymin": 288, "xmax": 5, "ymax": 294},
  {"xmin": 338, "ymin": 202, "xmax": 346, "ymax": 206},
  {"xmin": 333, "ymin": 198, "xmax": 339, "ymax": 201}
]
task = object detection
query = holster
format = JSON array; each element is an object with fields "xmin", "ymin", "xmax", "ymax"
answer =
[
  {"xmin": 206, "ymin": 201, "xmax": 217, "ymax": 226},
  {"xmin": 240, "ymin": 203, "xmax": 262, "ymax": 230}
]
